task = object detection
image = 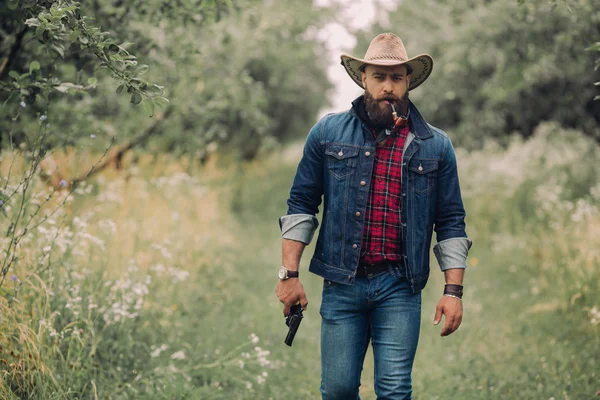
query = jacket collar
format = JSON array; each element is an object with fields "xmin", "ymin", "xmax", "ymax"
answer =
[
  {"xmin": 349, "ymin": 95, "xmax": 434, "ymax": 140},
  {"xmin": 407, "ymin": 101, "xmax": 434, "ymax": 140}
]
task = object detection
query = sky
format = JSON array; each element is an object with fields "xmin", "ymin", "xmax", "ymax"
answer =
[{"xmin": 312, "ymin": 0, "xmax": 398, "ymax": 117}]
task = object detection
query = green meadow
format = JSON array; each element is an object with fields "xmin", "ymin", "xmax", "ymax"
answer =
[
  {"xmin": 1, "ymin": 122, "xmax": 598, "ymax": 399},
  {"xmin": 1, "ymin": 0, "xmax": 598, "ymax": 398}
]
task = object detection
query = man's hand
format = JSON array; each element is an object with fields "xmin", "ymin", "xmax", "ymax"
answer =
[
  {"xmin": 433, "ymin": 296, "xmax": 463, "ymax": 336},
  {"xmin": 276, "ymin": 279, "xmax": 308, "ymax": 316}
]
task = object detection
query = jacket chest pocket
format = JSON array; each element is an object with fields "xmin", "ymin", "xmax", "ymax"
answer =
[
  {"xmin": 408, "ymin": 158, "xmax": 439, "ymax": 194},
  {"xmin": 325, "ymin": 144, "xmax": 360, "ymax": 180}
]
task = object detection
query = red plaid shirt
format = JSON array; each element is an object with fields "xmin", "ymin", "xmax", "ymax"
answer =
[{"xmin": 359, "ymin": 122, "xmax": 409, "ymax": 265}]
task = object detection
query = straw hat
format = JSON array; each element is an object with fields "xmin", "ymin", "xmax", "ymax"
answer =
[{"xmin": 340, "ymin": 33, "xmax": 433, "ymax": 91}]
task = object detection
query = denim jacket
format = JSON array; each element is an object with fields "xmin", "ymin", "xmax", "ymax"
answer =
[{"xmin": 280, "ymin": 99, "xmax": 472, "ymax": 293}]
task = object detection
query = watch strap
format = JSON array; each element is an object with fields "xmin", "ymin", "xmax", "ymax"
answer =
[{"xmin": 286, "ymin": 270, "xmax": 299, "ymax": 278}]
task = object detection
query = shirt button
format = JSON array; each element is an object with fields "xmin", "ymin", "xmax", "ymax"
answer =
[
  {"xmin": 355, "ymin": 212, "xmax": 361, "ymax": 217},
  {"xmin": 353, "ymin": 244, "xmax": 358, "ymax": 249},
  {"xmin": 365, "ymin": 151, "xmax": 371, "ymax": 157},
  {"xmin": 360, "ymin": 181, "xmax": 366, "ymax": 186}
]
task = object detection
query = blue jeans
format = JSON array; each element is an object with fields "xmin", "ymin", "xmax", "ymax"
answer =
[{"xmin": 319, "ymin": 264, "xmax": 421, "ymax": 400}]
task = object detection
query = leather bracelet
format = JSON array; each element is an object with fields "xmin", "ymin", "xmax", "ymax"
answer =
[
  {"xmin": 444, "ymin": 284, "xmax": 463, "ymax": 297},
  {"xmin": 444, "ymin": 294, "xmax": 462, "ymax": 301}
]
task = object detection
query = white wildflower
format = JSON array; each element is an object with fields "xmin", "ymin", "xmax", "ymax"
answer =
[
  {"xmin": 151, "ymin": 344, "xmax": 168, "ymax": 358},
  {"xmin": 171, "ymin": 350, "xmax": 186, "ymax": 360}
]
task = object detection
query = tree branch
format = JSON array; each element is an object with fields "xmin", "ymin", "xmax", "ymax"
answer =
[
  {"xmin": 0, "ymin": 27, "xmax": 28, "ymax": 81},
  {"xmin": 70, "ymin": 105, "xmax": 174, "ymax": 185}
]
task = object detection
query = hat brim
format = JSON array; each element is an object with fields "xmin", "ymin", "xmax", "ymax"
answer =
[{"xmin": 340, "ymin": 54, "xmax": 433, "ymax": 91}]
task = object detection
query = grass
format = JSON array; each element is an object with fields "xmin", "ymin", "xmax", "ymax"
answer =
[{"xmin": 0, "ymin": 123, "xmax": 598, "ymax": 398}]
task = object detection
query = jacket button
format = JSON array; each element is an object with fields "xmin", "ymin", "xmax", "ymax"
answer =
[
  {"xmin": 360, "ymin": 181, "xmax": 366, "ymax": 186},
  {"xmin": 365, "ymin": 151, "xmax": 371, "ymax": 157},
  {"xmin": 355, "ymin": 212, "xmax": 361, "ymax": 217},
  {"xmin": 353, "ymin": 244, "xmax": 358, "ymax": 249}
]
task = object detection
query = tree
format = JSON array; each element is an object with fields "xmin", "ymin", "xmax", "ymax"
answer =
[
  {"xmin": 1, "ymin": 1, "xmax": 332, "ymax": 161},
  {"xmin": 356, "ymin": 0, "xmax": 600, "ymax": 147}
]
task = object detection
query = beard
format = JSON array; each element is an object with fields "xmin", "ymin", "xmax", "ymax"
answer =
[{"xmin": 364, "ymin": 89, "xmax": 410, "ymax": 130}]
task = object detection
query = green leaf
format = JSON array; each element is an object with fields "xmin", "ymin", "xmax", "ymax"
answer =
[
  {"xmin": 146, "ymin": 84, "xmax": 164, "ymax": 95},
  {"xmin": 153, "ymin": 96, "xmax": 170, "ymax": 110},
  {"xmin": 116, "ymin": 84, "xmax": 125, "ymax": 94},
  {"xmin": 87, "ymin": 77, "xmax": 98, "ymax": 86},
  {"xmin": 585, "ymin": 42, "xmax": 600, "ymax": 52},
  {"xmin": 69, "ymin": 29, "xmax": 80, "ymax": 42},
  {"xmin": 8, "ymin": 71, "xmax": 19, "ymax": 80},
  {"xmin": 107, "ymin": 44, "xmax": 120, "ymax": 55},
  {"xmin": 54, "ymin": 82, "xmax": 85, "ymax": 93},
  {"xmin": 130, "ymin": 91, "xmax": 142, "ymax": 105},
  {"xmin": 142, "ymin": 98, "xmax": 155, "ymax": 117},
  {"xmin": 29, "ymin": 61, "xmax": 41, "ymax": 74},
  {"xmin": 137, "ymin": 64, "xmax": 149, "ymax": 75},
  {"xmin": 202, "ymin": 0, "xmax": 216, "ymax": 8},
  {"xmin": 51, "ymin": 44, "xmax": 65, "ymax": 58},
  {"xmin": 24, "ymin": 17, "xmax": 40, "ymax": 26}
]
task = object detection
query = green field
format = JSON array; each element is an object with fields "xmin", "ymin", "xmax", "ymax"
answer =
[
  {"xmin": 0, "ymin": 122, "xmax": 599, "ymax": 399},
  {"xmin": 1, "ymin": 0, "xmax": 598, "ymax": 398}
]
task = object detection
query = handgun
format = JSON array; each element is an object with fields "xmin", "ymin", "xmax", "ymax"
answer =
[{"xmin": 284, "ymin": 304, "xmax": 304, "ymax": 347}]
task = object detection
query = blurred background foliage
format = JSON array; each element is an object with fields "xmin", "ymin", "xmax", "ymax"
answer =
[
  {"xmin": 357, "ymin": 0, "xmax": 600, "ymax": 148},
  {"xmin": 0, "ymin": 0, "xmax": 599, "ymax": 398},
  {"xmin": 1, "ymin": 0, "xmax": 598, "ymax": 160},
  {"xmin": 1, "ymin": 0, "xmax": 332, "ymax": 161}
]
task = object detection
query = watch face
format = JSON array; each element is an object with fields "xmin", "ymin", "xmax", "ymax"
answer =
[{"xmin": 278, "ymin": 267, "xmax": 286, "ymax": 280}]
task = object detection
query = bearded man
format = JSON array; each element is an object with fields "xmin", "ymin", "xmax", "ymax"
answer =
[{"xmin": 276, "ymin": 33, "xmax": 472, "ymax": 400}]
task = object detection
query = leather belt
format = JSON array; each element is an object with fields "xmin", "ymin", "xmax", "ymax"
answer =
[{"xmin": 355, "ymin": 262, "xmax": 389, "ymax": 277}]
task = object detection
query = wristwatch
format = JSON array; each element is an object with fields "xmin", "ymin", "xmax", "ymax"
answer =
[{"xmin": 278, "ymin": 266, "xmax": 299, "ymax": 280}]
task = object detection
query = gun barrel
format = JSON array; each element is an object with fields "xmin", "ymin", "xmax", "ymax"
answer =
[
  {"xmin": 284, "ymin": 306, "xmax": 303, "ymax": 346},
  {"xmin": 284, "ymin": 325, "xmax": 297, "ymax": 346}
]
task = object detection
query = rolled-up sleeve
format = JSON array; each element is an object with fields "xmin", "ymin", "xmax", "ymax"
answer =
[
  {"xmin": 279, "ymin": 214, "xmax": 319, "ymax": 245},
  {"xmin": 433, "ymin": 237, "xmax": 472, "ymax": 271}
]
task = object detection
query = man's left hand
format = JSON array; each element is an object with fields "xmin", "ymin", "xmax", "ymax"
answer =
[{"xmin": 433, "ymin": 296, "xmax": 463, "ymax": 337}]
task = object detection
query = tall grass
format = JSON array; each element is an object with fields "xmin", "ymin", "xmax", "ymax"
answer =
[{"xmin": 0, "ymin": 122, "xmax": 598, "ymax": 398}]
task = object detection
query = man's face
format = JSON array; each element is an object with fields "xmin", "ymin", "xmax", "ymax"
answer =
[{"xmin": 361, "ymin": 64, "xmax": 411, "ymax": 128}]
